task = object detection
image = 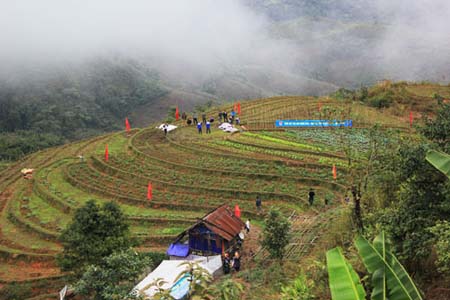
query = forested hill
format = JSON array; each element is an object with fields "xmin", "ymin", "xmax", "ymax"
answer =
[{"xmin": 0, "ymin": 59, "xmax": 167, "ymax": 160}]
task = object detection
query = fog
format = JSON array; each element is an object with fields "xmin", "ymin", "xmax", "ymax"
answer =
[
  {"xmin": 0, "ymin": 1, "xmax": 295, "ymax": 76},
  {"xmin": 1, "ymin": 0, "xmax": 450, "ymax": 94},
  {"xmin": 371, "ymin": 0, "xmax": 450, "ymax": 82}
]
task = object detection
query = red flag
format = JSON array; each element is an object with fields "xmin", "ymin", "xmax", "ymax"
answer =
[
  {"xmin": 332, "ymin": 164, "xmax": 337, "ymax": 180},
  {"xmin": 318, "ymin": 102, "xmax": 322, "ymax": 112},
  {"xmin": 125, "ymin": 118, "xmax": 131, "ymax": 132},
  {"xmin": 237, "ymin": 102, "xmax": 241, "ymax": 114},
  {"xmin": 147, "ymin": 182, "xmax": 152, "ymax": 201},
  {"xmin": 105, "ymin": 144, "xmax": 109, "ymax": 162},
  {"xmin": 234, "ymin": 204, "xmax": 241, "ymax": 218},
  {"xmin": 409, "ymin": 111, "xmax": 413, "ymax": 127},
  {"xmin": 175, "ymin": 106, "xmax": 180, "ymax": 121},
  {"xmin": 233, "ymin": 103, "xmax": 237, "ymax": 112}
]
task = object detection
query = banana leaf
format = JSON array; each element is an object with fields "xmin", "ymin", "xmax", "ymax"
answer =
[
  {"xmin": 371, "ymin": 232, "xmax": 389, "ymax": 300},
  {"xmin": 355, "ymin": 236, "xmax": 423, "ymax": 300},
  {"xmin": 326, "ymin": 247, "xmax": 366, "ymax": 300},
  {"xmin": 426, "ymin": 150, "xmax": 450, "ymax": 178}
]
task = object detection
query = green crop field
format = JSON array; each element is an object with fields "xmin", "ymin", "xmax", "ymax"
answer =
[{"xmin": 0, "ymin": 87, "xmax": 445, "ymax": 298}]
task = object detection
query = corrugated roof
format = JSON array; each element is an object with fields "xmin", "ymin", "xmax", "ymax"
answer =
[{"xmin": 201, "ymin": 205, "xmax": 244, "ymax": 241}]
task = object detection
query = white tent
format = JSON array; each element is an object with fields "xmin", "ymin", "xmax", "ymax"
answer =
[{"xmin": 134, "ymin": 255, "xmax": 222, "ymax": 299}]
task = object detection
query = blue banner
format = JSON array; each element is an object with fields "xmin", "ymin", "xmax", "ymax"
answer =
[{"xmin": 275, "ymin": 120, "xmax": 353, "ymax": 128}]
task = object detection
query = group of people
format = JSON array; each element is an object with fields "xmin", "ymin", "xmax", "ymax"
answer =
[
  {"xmin": 181, "ymin": 112, "xmax": 214, "ymax": 134},
  {"xmin": 181, "ymin": 108, "xmax": 242, "ymax": 135},
  {"xmin": 222, "ymin": 219, "xmax": 250, "ymax": 274},
  {"xmin": 183, "ymin": 112, "xmax": 212, "ymax": 125},
  {"xmin": 218, "ymin": 109, "xmax": 240, "ymax": 125},
  {"xmin": 223, "ymin": 251, "xmax": 241, "ymax": 274},
  {"xmin": 196, "ymin": 121, "xmax": 211, "ymax": 134}
]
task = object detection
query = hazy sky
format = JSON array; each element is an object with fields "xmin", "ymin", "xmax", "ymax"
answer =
[
  {"xmin": 0, "ymin": 1, "xmax": 294, "ymax": 72},
  {"xmin": 1, "ymin": 0, "xmax": 449, "ymax": 86}
]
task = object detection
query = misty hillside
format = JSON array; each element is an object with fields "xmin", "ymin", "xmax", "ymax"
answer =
[
  {"xmin": 0, "ymin": 59, "xmax": 166, "ymax": 160},
  {"xmin": 1, "ymin": 0, "xmax": 450, "ymax": 160},
  {"xmin": 245, "ymin": 0, "xmax": 450, "ymax": 87}
]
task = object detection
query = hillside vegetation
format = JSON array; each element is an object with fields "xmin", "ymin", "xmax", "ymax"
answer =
[
  {"xmin": 0, "ymin": 83, "xmax": 449, "ymax": 299},
  {"xmin": 0, "ymin": 59, "xmax": 167, "ymax": 161}
]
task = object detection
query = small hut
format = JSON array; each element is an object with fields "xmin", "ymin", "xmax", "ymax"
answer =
[{"xmin": 167, "ymin": 205, "xmax": 244, "ymax": 258}]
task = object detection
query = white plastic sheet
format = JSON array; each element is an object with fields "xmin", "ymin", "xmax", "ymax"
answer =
[
  {"xmin": 157, "ymin": 124, "xmax": 178, "ymax": 132},
  {"xmin": 133, "ymin": 255, "xmax": 222, "ymax": 298},
  {"xmin": 218, "ymin": 122, "xmax": 238, "ymax": 133}
]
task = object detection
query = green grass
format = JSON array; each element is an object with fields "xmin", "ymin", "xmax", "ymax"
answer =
[
  {"xmin": 95, "ymin": 132, "xmax": 129, "ymax": 155},
  {"xmin": 0, "ymin": 216, "xmax": 60, "ymax": 252},
  {"xmin": 26, "ymin": 194, "xmax": 70, "ymax": 231}
]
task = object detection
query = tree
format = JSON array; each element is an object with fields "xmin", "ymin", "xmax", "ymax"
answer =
[
  {"xmin": 261, "ymin": 207, "xmax": 291, "ymax": 260},
  {"xmin": 74, "ymin": 250, "xmax": 152, "ymax": 300},
  {"xmin": 420, "ymin": 102, "xmax": 450, "ymax": 152},
  {"xmin": 429, "ymin": 221, "xmax": 450, "ymax": 276},
  {"xmin": 57, "ymin": 200, "xmax": 133, "ymax": 276},
  {"xmin": 377, "ymin": 144, "xmax": 449, "ymax": 266}
]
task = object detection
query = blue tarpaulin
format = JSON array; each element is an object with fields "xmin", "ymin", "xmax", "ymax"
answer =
[
  {"xmin": 167, "ymin": 243, "xmax": 190, "ymax": 257},
  {"xmin": 275, "ymin": 120, "xmax": 353, "ymax": 128}
]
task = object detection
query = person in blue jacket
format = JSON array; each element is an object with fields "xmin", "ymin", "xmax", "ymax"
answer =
[
  {"xmin": 230, "ymin": 109, "xmax": 236, "ymax": 124},
  {"xmin": 197, "ymin": 122, "xmax": 202, "ymax": 134},
  {"xmin": 206, "ymin": 121, "xmax": 211, "ymax": 134}
]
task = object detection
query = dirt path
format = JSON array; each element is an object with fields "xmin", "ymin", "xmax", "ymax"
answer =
[{"xmin": 241, "ymin": 223, "xmax": 262, "ymax": 269}]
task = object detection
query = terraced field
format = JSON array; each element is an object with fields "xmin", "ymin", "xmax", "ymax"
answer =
[{"xmin": 0, "ymin": 95, "xmax": 407, "ymax": 298}]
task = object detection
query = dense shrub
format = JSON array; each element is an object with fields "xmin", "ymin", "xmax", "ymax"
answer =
[{"xmin": 367, "ymin": 90, "xmax": 394, "ymax": 108}]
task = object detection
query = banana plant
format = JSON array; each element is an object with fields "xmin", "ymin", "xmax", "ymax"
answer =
[
  {"xmin": 326, "ymin": 232, "xmax": 423, "ymax": 300},
  {"xmin": 326, "ymin": 247, "xmax": 366, "ymax": 300},
  {"xmin": 371, "ymin": 232, "xmax": 389, "ymax": 300},
  {"xmin": 426, "ymin": 150, "xmax": 450, "ymax": 179},
  {"xmin": 355, "ymin": 234, "xmax": 423, "ymax": 300}
]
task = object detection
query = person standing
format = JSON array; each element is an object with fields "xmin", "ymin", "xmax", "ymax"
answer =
[
  {"xmin": 308, "ymin": 188, "xmax": 315, "ymax": 206},
  {"xmin": 181, "ymin": 112, "xmax": 187, "ymax": 120},
  {"xmin": 230, "ymin": 109, "xmax": 236, "ymax": 124},
  {"xmin": 223, "ymin": 253, "xmax": 231, "ymax": 274},
  {"xmin": 197, "ymin": 122, "xmax": 202, "ymax": 134},
  {"xmin": 202, "ymin": 113, "xmax": 207, "ymax": 124},
  {"xmin": 223, "ymin": 111, "xmax": 228, "ymax": 123},
  {"xmin": 218, "ymin": 111, "xmax": 223, "ymax": 122},
  {"xmin": 245, "ymin": 219, "xmax": 250, "ymax": 233},
  {"xmin": 256, "ymin": 195, "xmax": 262, "ymax": 212},
  {"xmin": 206, "ymin": 121, "xmax": 211, "ymax": 134},
  {"xmin": 232, "ymin": 251, "xmax": 241, "ymax": 272},
  {"xmin": 193, "ymin": 113, "xmax": 198, "ymax": 125}
]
